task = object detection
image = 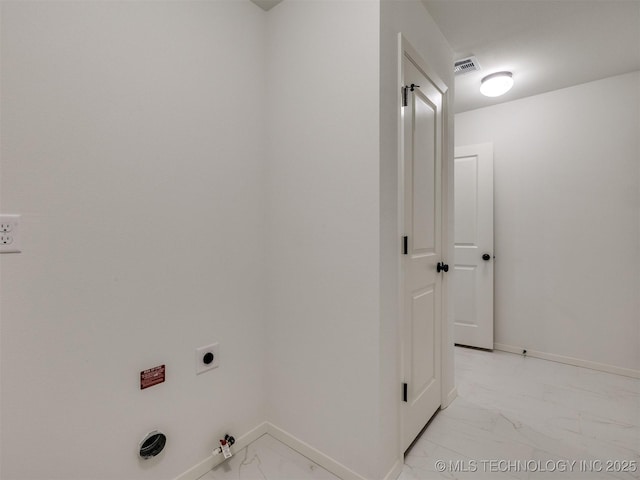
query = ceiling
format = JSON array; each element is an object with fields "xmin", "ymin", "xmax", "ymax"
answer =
[
  {"xmin": 251, "ymin": 1, "xmax": 639, "ymax": 113},
  {"xmin": 423, "ymin": 0, "xmax": 640, "ymax": 113}
]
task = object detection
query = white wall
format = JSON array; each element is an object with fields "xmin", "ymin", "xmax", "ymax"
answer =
[
  {"xmin": 264, "ymin": 1, "xmax": 455, "ymax": 478},
  {"xmin": 456, "ymin": 72, "xmax": 640, "ymax": 374},
  {"xmin": 1, "ymin": 1, "xmax": 457, "ymax": 479},
  {"xmin": 0, "ymin": 2, "xmax": 267, "ymax": 478},
  {"xmin": 264, "ymin": 1, "xmax": 384, "ymax": 478}
]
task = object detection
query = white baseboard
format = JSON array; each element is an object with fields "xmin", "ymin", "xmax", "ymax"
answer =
[
  {"xmin": 382, "ymin": 458, "xmax": 404, "ymax": 480},
  {"xmin": 266, "ymin": 422, "xmax": 369, "ymax": 480},
  {"xmin": 173, "ymin": 422, "xmax": 268, "ymax": 480},
  {"xmin": 493, "ymin": 343, "xmax": 640, "ymax": 379},
  {"xmin": 442, "ymin": 386, "xmax": 457, "ymax": 409},
  {"xmin": 174, "ymin": 421, "xmax": 407, "ymax": 480}
]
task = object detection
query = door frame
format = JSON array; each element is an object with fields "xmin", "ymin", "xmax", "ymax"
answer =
[{"xmin": 396, "ymin": 34, "xmax": 453, "ymax": 454}]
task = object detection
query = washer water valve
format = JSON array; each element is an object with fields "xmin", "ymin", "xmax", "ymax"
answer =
[{"xmin": 212, "ymin": 434, "xmax": 235, "ymax": 459}]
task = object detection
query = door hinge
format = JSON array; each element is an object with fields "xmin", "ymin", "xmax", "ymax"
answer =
[
  {"xmin": 402, "ymin": 383, "xmax": 408, "ymax": 402},
  {"xmin": 402, "ymin": 84, "xmax": 421, "ymax": 107},
  {"xmin": 402, "ymin": 236, "xmax": 408, "ymax": 255}
]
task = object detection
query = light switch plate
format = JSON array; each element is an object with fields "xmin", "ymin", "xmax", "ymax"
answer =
[{"xmin": 0, "ymin": 215, "xmax": 21, "ymax": 253}]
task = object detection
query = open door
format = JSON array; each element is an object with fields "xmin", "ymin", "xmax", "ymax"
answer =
[{"xmin": 400, "ymin": 42, "xmax": 448, "ymax": 452}]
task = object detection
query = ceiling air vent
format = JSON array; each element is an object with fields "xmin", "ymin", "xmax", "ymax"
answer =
[{"xmin": 454, "ymin": 56, "xmax": 480, "ymax": 75}]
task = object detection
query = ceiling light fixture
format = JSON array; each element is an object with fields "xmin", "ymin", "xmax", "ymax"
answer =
[{"xmin": 480, "ymin": 71, "xmax": 514, "ymax": 97}]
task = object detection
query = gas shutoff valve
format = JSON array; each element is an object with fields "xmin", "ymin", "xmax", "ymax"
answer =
[{"xmin": 212, "ymin": 434, "xmax": 235, "ymax": 459}]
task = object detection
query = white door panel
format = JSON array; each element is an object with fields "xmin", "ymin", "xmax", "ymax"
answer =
[
  {"xmin": 454, "ymin": 143, "xmax": 494, "ymax": 350},
  {"xmin": 412, "ymin": 94, "xmax": 436, "ymax": 252},
  {"xmin": 401, "ymin": 51, "xmax": 445, "ymax": 452}
]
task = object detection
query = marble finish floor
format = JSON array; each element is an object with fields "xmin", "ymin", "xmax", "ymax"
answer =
[
  {"xmin": 199, "ymin": 347, "xmax": 639, "ymax": 479},
  {"xmin": 401, "ymin": 347, "xmax": 640, "ymax": 480}
]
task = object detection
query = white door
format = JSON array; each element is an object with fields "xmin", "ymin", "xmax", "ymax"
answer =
[
  {"xmin": 454, "ymin": 143, "xmax": 494, "ymax": 350},
  {"xmin": 401, "ymin": 48, "xmax": 446, "ymax": 451}
]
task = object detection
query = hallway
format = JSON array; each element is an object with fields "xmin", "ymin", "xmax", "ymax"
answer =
[{"xmin": 400, "ymin": 347, "xmax": 639, "ymax": 479}]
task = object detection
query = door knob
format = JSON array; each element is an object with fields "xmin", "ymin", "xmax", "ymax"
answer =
[
  {"xmin": 437, "ymin": 262, "xmax": 449, "ymax": 273},
  {"xmin": 482, "ymin": 254, "xmax": 491, "ymax": 261}
]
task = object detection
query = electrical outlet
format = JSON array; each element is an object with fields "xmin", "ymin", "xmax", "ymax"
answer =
[
  {"xmin": 195, "ymin": 343, "xmax": 220, "ymax": 375},
  {"xmin": 0, "ymin": 215, "xmax": 21, "ymax": 253}
]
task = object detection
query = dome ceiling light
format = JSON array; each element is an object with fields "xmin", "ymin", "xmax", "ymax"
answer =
[{"xmin": 480, "ymin": 71, "xmax": 514, "ymax": 97}]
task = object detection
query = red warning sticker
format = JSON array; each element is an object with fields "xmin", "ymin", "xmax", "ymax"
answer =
[{"xmin": 140, "ymin": 365, "xmax": 165, "ymax": 390}]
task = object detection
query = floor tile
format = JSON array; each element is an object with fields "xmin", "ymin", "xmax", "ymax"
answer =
[{"xmin": 405, "ymin": 347, "xmax": 640, "ymax": 480}]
